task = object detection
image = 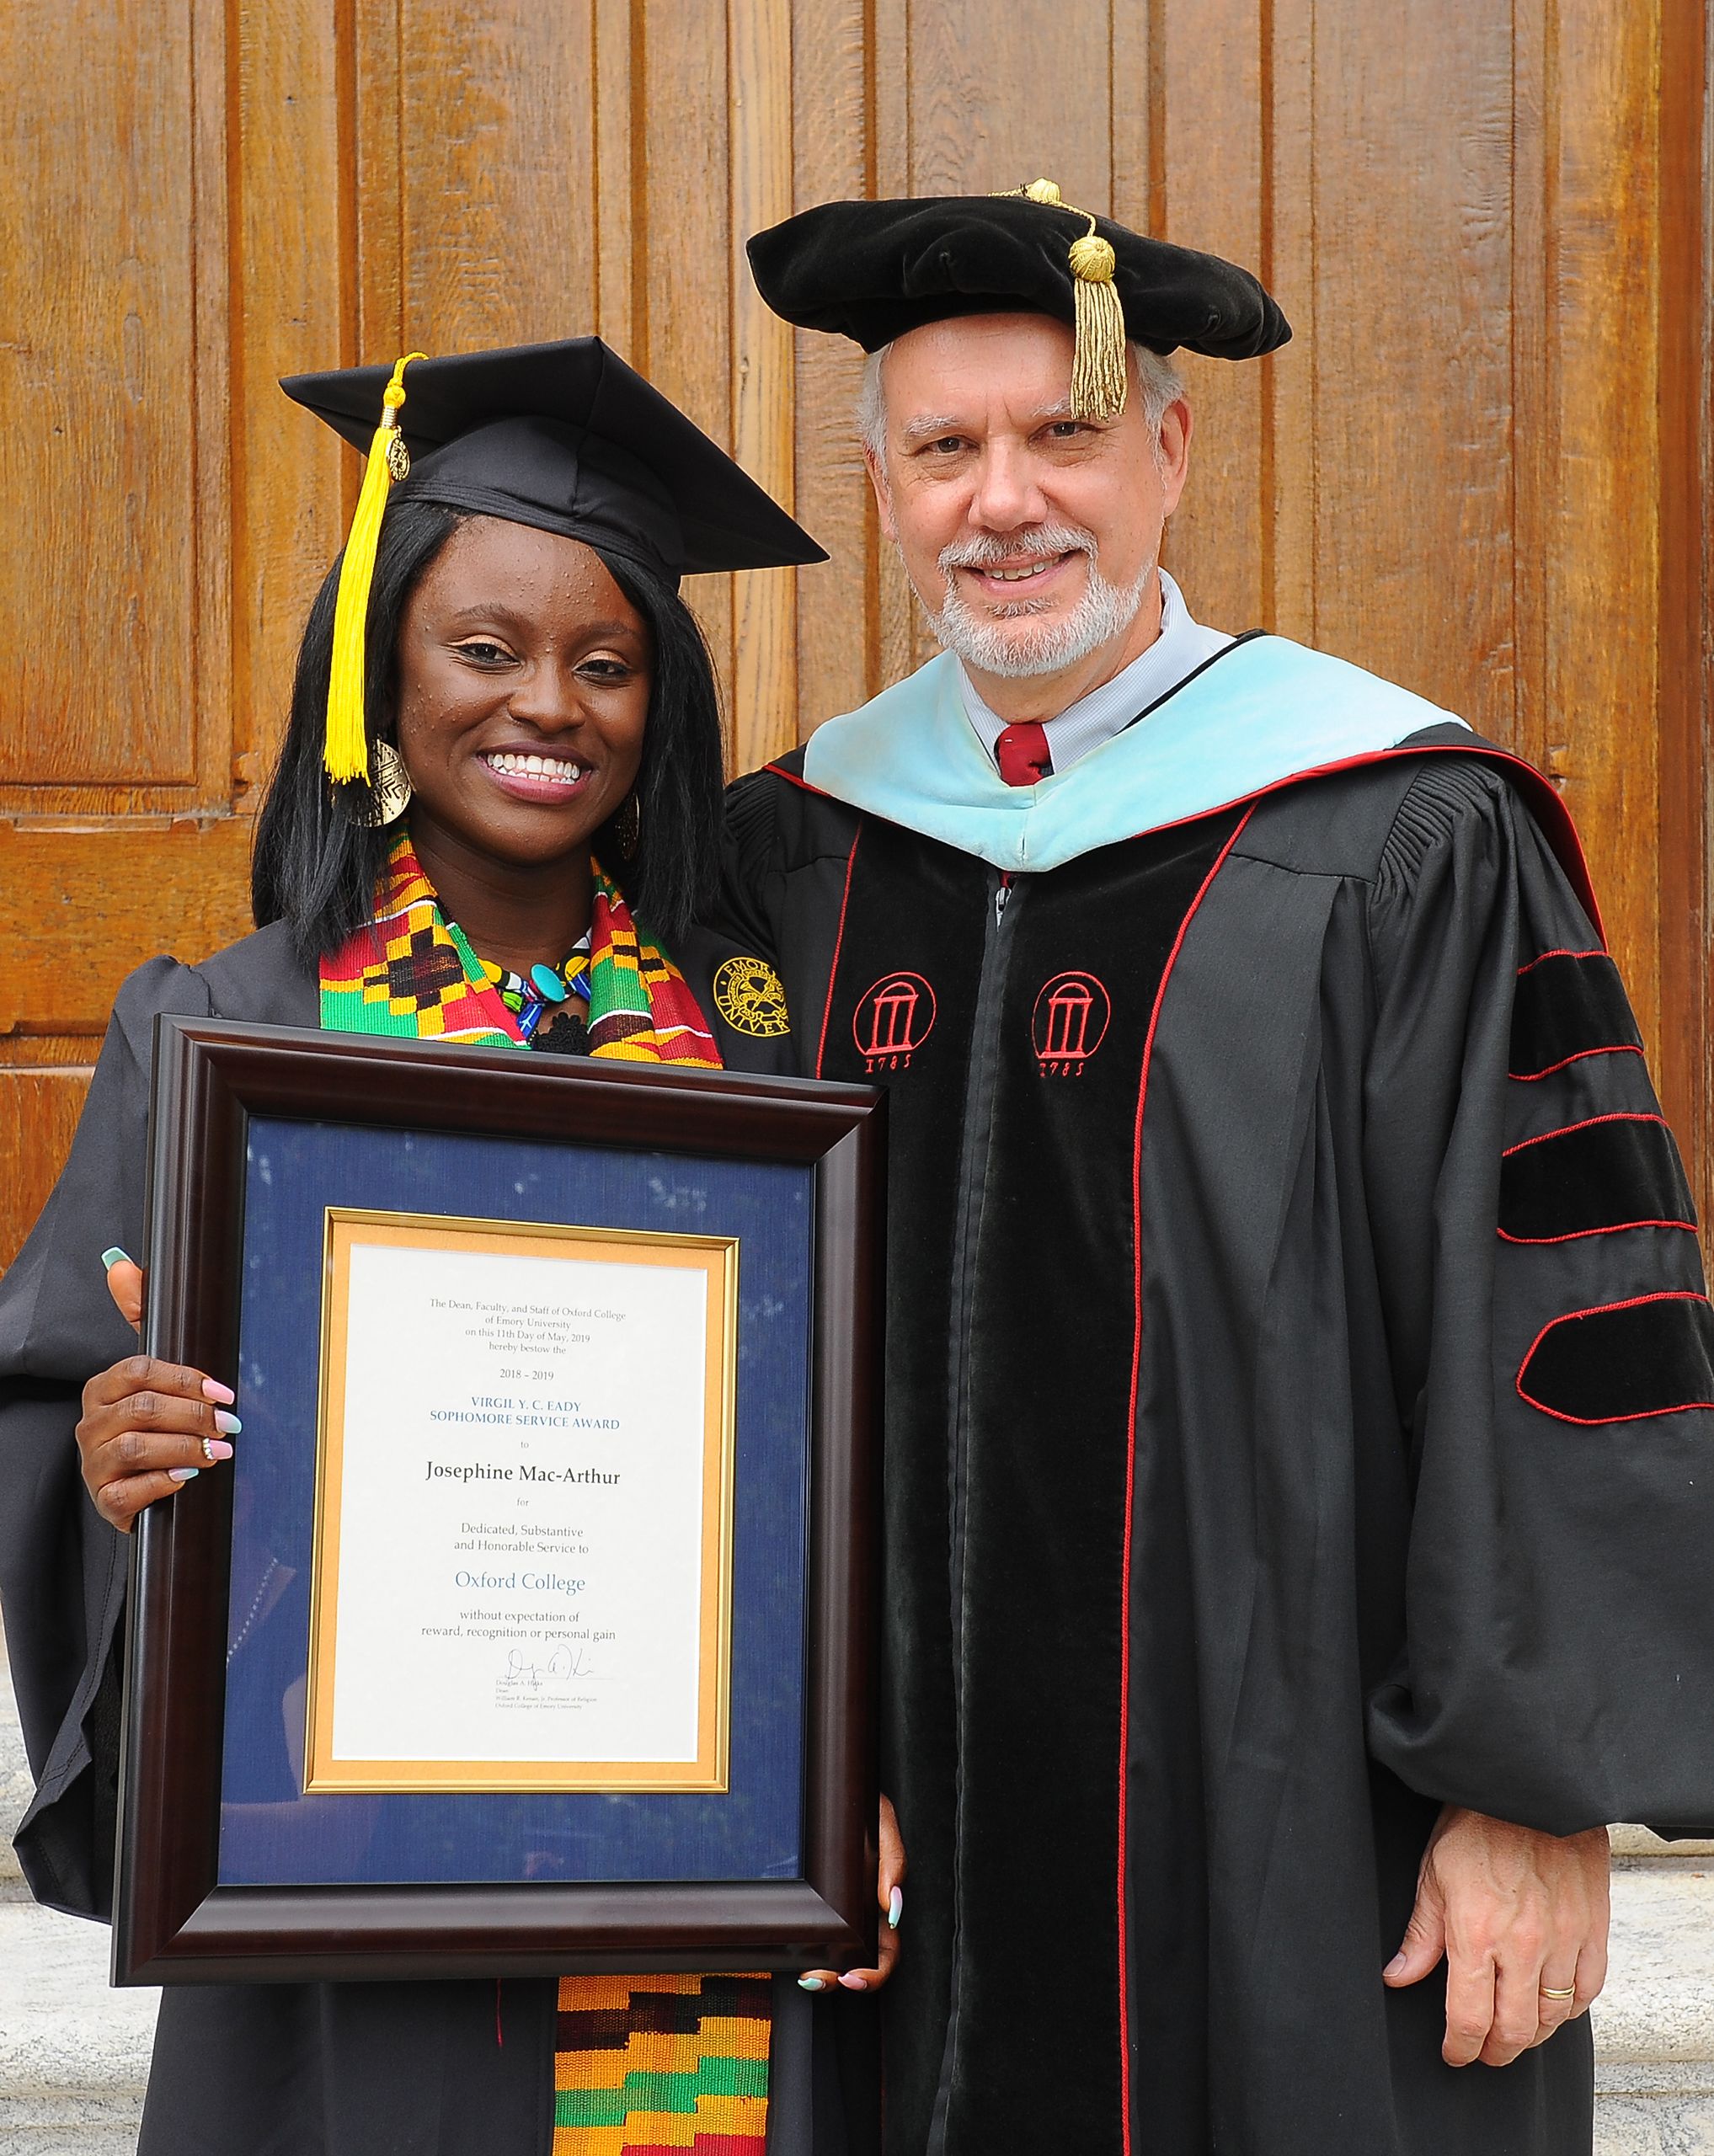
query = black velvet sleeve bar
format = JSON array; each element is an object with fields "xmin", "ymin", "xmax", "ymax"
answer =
[
  {"xmin": 1508, "ymin": 949, "xmax": 1643, "ymax": 1080},
  {"xmin": 1498, "ymin": 1113, "xmax": 1697, "ymax": 1241},
  {"xmin": 1519, "ymin": 1294, "xmax": 1714, "ymax": 1423}
]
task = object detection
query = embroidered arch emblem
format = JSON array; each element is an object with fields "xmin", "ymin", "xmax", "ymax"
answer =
[
  {"xmin": 852, "ymin": 971, "xmax": 937, "ymax": 1070},
  {"xmin": 1032, "ymin": 971, "xmax": 1113, "ymax": 1075}
]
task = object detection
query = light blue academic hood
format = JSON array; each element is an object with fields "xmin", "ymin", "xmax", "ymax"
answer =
[{"xmin": 799, "ymin": 634, "xmax": 1469, "ymax": 871}]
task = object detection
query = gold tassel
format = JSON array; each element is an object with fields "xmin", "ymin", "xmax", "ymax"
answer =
[
  {"xmin": 324, "ymin": 351, "xmax": 426, "ymax": 782},
  {"xmin": 1067, "ymin": 232, "xmax": 1127, "ymax": 422},
  {"xmin": 1000, "ymin": 179, "xmax": 1129, "ymax": 423}
]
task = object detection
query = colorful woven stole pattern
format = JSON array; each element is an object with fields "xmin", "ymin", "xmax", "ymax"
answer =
[
  {"xmin": 582, "ymin": 873, "xmax": 719, "ymax": 1065},
  {"xmin": 553, "ymin": 1974, "xmax": 772, "ymax": 2154},
  {"xmin": 318, "ymin": 829, "xmax": 719, "ymax": 1066}
]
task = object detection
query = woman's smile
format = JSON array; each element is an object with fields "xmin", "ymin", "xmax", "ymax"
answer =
[{"xmin": 478, "ymin": 744, "xmax": 597, "ymax": 800}]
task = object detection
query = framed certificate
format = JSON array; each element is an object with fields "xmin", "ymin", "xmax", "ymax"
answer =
[{"xmin": 115, "ymin": 1018, "xmax": 884, "ymax": 1985}]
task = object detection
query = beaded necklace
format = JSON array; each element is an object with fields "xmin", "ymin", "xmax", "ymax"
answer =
[{"xmin": 476, "ymin": 931, "xmax": 594, "ymax": 1046}]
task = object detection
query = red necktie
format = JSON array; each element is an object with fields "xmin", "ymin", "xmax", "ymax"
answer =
[{"xmin": 995, "ymin": 721, "xmax": 1052, "ymax": 787}]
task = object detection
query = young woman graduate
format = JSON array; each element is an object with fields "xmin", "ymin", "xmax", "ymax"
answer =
[{"xmin": 0, "ymin": 337, "xmax": 879, "ymax": 2155}]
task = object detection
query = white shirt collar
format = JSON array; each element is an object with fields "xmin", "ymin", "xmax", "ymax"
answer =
[{"xmin": 958, "ymin": 567, "xmax": 1234, "ymax": 776}]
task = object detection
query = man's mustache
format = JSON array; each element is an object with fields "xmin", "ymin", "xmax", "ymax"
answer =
[{"xmin": 937, "ymin": 524, "xmax": 1099, "ymax": 574}]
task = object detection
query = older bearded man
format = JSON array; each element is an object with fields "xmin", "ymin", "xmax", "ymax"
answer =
[{"xmin": 705, "ymin": 185, "xmax": 1714, "ymax": 2156}]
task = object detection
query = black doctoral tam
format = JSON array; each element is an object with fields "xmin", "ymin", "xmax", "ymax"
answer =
[{"xmin": 747, "ymin": 189, "xmax": 1290, "ymax": 360}]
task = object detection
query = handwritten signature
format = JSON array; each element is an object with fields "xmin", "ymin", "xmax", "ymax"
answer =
[{"xmin": 501, "ymin": 1646, "xmax": 594, "ymax": 1688}]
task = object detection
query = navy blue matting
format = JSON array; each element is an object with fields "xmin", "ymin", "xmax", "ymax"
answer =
[{"xmin": 216, "ymin": 1114, "xmax": 813, "ymax": 1889}]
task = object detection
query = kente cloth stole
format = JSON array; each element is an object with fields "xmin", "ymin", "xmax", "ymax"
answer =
[
  {"xmin": 552, "ymin": 1974, "xmax": 772, "ymax": 2155},
  {"xmin": 318, "ymin": 829, "xmax": 719, "ymax": 1065}
]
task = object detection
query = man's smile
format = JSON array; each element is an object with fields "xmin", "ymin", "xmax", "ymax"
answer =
[{"xmin": 957, "ymin": 549, "xmax": 1084, "ymax": 604}]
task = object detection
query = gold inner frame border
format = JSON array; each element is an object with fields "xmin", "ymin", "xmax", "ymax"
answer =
[{"xmin": 302, "ymin": 1204, "xmax": 739, "ymax": 1796}]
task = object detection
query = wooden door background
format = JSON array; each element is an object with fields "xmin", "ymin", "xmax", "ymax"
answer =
[{"xmin": 2, "ymin": 0, "xmax": 1709, "ymax": 1267}]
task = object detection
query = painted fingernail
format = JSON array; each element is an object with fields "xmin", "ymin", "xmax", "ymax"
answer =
[
  {"xmin": 201, "ymin": 1378, "xmax": 237, "ymax": 1406},
  {"xmin": 168, "ymin": 1467, "xmax": 200, "ymax": 1482},
  {"xmin": 838, "ymin": 1973, "xmax": 868, "ymax": 1991},
  {"xmin": 205, "ymin": 1439, "xmax": 234, "ymax": 1461},
  {"xmin": 888, "ymin": 1886, "xmax": 904, "ymax": 1930},
  {"xmin": 213, "ymin": 1412, "xmax": 242, "ymax": 1435},
  {"xmin": 797, "ymin": 1977, "xmax": 826, "ymax": 1993},
  {"xmin": 100, "ymin": 1247, "xmax": 133, "ymax": 1271}
]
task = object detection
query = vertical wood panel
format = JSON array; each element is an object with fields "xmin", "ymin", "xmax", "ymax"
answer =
[
  {"xmin": 0, "ymin": 1074, "xmax": 93, "ymax": 1270},
  {"xmin": 1308, "ymin": 0, "xmax": 1518, "ymax": 731},
  {"xmin": 1109, "ymin": 0, "xmax": 1151, "ymax": 247},
  {"xmin": 192, "ymin": 0, "xmax": 238, "ymax": 802},
  {"xmin": 353, "ymin": 0, "xmax": 404, "ymax": 366},
  {"xmin": 908, "ymin": 0, "xmax": 1111, "ymax": 209},
  {"xmin": 1265, "ymin": 0, "xmax": 1318, "ymax": 644},
  {"xmin": 635, "ymin": 0, "xmax": 735, "ymax": 749},
  {"xmin": 1655, "ymin": 0, "xmax": 1713, "ymax": 1241},
  {"xmin": 230, "ymin": 0, "xmax": 349, "ymax": 782},
  {"xmin": 393, "ymin": 0, "xmax": 598, "ymax": 349},
  {"xmin": 1542, "ymin": 0, "xmax": 1663, "ymax": 1051},
  {"xmin": 1509, "ymin": 0, "xmax": 1551, "ymax": 779},
  {"xmin": 591, "ymin": 0, "xmax": 638, "ymax": 357},
  {"xmin": 868, "ymin": 0, "xmax": 917, "ymax": 694},
  {"xmin": 729, "ymin": 0, "xmax": 798, "ymax": 771},
  {"xmin": 789, "ymin": 0, "xmax": 871, "ymax": 734},
  {"xmin": 0, "ymin": 0, "xmax": 199, "ymax": 794},
  {"xmin": 1149, "ymin": 0, "xmax": 1266, "ymax": 632}
]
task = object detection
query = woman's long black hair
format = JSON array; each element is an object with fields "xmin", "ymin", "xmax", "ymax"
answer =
[{"xmin": 251, "ymin": 499, "xmax": 728, "ymax": 967}]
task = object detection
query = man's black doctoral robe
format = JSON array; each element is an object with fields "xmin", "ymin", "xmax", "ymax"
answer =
[
  {"xmin": 0, "ymin": 918, "xmax": 871, "ymax": 2156},
  {"xmin": 711, "ymin": 708, "xmax": 1714, "ymax": 2156}
]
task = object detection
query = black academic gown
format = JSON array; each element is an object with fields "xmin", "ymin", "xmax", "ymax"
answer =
[
  {"xmin": 710, "ymin": 723, "xmax": 1714, "ymax": 2156},
  {"xmin": 0, "ymin": 917, "xmax": 872, "ymax": 2156}
]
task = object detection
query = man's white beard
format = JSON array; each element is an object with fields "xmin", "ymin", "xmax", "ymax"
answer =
[{"xmin": 918, "ymin": 523, "xmax": 1153, "ymax": 680}]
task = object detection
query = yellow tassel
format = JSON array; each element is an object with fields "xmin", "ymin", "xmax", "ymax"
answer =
[
  {"xmin": 323, "ymin": 352, "xmax": 426, "ymax": 783},
  {"xmin": 1067, "ymin": 232, "xmax": 1127, "ymax": 422},
  {"xmin": 998, "ymin": 181, "xmax": 1129, "ymax": 424}
]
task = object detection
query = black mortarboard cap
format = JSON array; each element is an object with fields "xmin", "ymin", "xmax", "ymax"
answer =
[
  {"xmin": 280, "ymin": 336, "xmax": 825, "ymax": 585},
  {"xmin": 280, "ymin": 338, "xmax": 825, "ymax": 781},
  {"xmin": 749, "ymin": 184, "xmax": 1290, "ymax": 395}
]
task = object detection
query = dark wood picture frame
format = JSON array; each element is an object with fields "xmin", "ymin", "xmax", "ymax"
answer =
[{"xmin": 115, "ymin": 1017, "xmax": 884, "ymax": 1986}]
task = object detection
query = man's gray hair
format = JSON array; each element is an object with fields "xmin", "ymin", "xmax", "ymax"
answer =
[{"xmin": 855, "ymin": 339, "xmax": 1185, "ymax": 464}]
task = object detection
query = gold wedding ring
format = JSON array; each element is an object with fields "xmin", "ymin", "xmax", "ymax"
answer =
[{"xmin": 1540, "ymin": 1985, "xmax": 1577, "ymax": 2001}]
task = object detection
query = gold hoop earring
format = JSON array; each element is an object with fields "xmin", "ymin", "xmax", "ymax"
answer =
[
  {"xmin": 355, "ymin": 739, "xmax": 413, "ymax": 827},
  {"xmin": 616, "ymin": 792, "xmax": 641, "ymax": 861}
]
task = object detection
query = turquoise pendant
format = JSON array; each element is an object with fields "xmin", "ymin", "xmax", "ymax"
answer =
[{"xmin": 531, "ymin": 963, "xmax": 569, "ymax": 1003}]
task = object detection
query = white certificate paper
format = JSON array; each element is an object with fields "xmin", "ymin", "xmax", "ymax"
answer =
[{"xmin": 306, "ymin": 1209, "xmax": 736, "ymax": 1793}]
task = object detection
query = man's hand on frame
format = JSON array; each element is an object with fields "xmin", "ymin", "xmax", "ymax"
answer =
[{"xmin": 1383, "ymin": 1804, "xmax": 1610, "ymax": 2067}]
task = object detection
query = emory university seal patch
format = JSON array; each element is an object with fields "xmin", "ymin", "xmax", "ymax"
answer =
[{"xmin": 713, "ymin": 953, "xmax": 791, "ymax": 1038}]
